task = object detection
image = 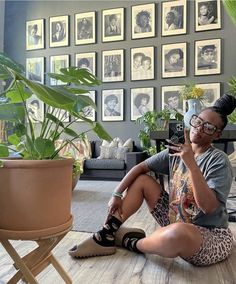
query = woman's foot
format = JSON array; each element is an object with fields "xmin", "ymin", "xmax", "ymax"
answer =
[{"xmin": 68, "ymin": 236, "xmax": 116, "ymax": 258}]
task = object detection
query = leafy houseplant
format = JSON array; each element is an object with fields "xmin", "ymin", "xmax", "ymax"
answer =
[
  {"xmin": 0, "ymin": 53, "xmax": 112, "ymax": 239},
  {"xmin": 180, "ymin": 82, "xmax": 204, "ymax": 101},
  {"xmin": 0, "ymin": 53, "xmax": 111, "ymax": 160},
  {"xmin": 135, "ymin": 109, "xmax": 183, "ymax": 155}
]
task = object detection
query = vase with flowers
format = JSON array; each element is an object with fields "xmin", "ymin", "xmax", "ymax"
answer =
[{"xmin": 180, "ymin": 82, "xmax": 204, "ymax": 128}]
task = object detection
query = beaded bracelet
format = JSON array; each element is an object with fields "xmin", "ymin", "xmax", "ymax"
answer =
[{"xmin": 112, "ymin": 192, "xmax": 123, "ymax": 198}]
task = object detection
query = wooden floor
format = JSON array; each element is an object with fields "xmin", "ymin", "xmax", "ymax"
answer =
[{"xmin": 1, "ymin": 180, "xmax": 236, "ymax": 283}]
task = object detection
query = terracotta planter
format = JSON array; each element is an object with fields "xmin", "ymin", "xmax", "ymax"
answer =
[{"xmin": 0, "ymin": 158, "xmax": 73, "ymax": 239}]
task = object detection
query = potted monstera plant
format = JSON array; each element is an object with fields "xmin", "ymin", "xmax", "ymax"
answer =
[{"xmin": 0, "ymin": 53, "xmax": 111, "ymax": 239}]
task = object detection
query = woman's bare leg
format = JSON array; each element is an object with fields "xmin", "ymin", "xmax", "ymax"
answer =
[
  {"xmin": 113, "ymin": 174, "xmax": 162, "ymax": 222},
  {"xmin": 137, "ymin": 222, "xmax": 202, "ymax": 259}
]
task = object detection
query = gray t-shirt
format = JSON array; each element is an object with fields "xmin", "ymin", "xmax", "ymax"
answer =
[{"xmin": 146, "ymin": 147, "xmax": 233, "ymax": 228}]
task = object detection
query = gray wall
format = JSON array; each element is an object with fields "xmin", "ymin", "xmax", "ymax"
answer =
[{"xmin": 4, "ymin": 0, "xmax": 236, "ymax": 142}]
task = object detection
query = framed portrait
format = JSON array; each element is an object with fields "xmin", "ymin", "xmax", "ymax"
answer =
[
  {"xmin": 131, "ymin": 46, "xmax": 154, "ymax": 81},
  {"xmin": 196, "ymin": 83, "xmax": 221, "ymax": 108},
  {"xmin": 50, "ymin": 54, "xmax": 69, "ymax": 86},
  {"xmin": 49, "ymin": 15, "xmax": 69, "ymax": 48},
  {"xmin": 195, "ymin": 38, "xmax": 221, "ymax": 76},
  {"xmin": 162, "ymin": 0, "xmax": 187, "ymax": 36},
  {"xmin": 130, "ymin": 87, "xmax": 154, "ymax": 121},
  {"xmin": 26, "ymin": 19, "xmax": 44, "ymax": 51},
  {"xmin": 75, "ymin": 52, "xmax": 96, "ymax": 76},
  {"xmin": 26, "ymin": 57, "xmax": 44, "ymax": 84},
  {"xmin": 26, "ymin": 94, "xmax": 44, "ymax": 123},
  {"xmin": 75, "ymin": 11, "xmax": 96, "ymax": 45},
  {"xmin": 102, "ymin": 49, "xmax": 124, "ymax": 82},
  {"xmin": 195, "ymin": 0, "xmax": 221, "ymax": 32},
  {"xmin": 102, "ymin": 7, "xmax": 124, "ymax": 42},
  {"xmin": 162, "ymin": 42, "xmax": 187, "ymax": 78},
  {"xmin": 78, "ymin": 91, "xmax": 96, "ymax": 122},
  {"xmin": 102, "ymin": 89, "xmax": 124, "ymax": 121},
  {"xmin": 131, "ymin": 3, "xmax": 155, "ymax": 39},
  {"xmin": 161, "ymin": 85, "xmax": 184, "ymax": 119}
]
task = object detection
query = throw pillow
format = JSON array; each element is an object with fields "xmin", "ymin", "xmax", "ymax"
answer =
[
  {"xmin": 123, "ymin": 138, "xmax": 133, "ymax": 152},
  {"xmin": 98, "ymin": 145, "xmax": 116, "ymax": 159},
  {"xmin": 115, "ymin": 147, "xmax": 129, "ymax": 160}
]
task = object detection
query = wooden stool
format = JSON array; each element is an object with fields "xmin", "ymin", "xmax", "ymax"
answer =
[{"xmin": 0, "ymin": 226, "xmax": 72, "ymax": 283}]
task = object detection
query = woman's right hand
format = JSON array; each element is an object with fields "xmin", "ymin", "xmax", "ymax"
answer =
[{"xmin": 107, "ymin": 196, "xmax": 123, "ymax": 218}]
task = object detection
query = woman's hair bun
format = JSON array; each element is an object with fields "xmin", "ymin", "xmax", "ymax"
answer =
[{"xmin": 213, "ymin": 94, "xmax": 236, "ymax": 116}]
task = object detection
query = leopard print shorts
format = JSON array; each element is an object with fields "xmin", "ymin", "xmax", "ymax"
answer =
[{"xmin": 151, "ymin": 190, "xmax": 234, "ymax": 266}]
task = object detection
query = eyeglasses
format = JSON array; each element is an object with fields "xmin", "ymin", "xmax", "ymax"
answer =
[{"xmin": 189, "ymin": 114, "xmax": 220, "ymax": 135}]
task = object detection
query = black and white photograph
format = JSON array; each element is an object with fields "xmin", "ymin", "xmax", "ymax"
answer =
[
  {"xmin": 26, "ymin": 57, "xmax": 44, "ymax": 84},
  {"xmin": 130, "ymin": 87, "xmax": 154, "ymax": 121},
  {"xmin": 196, "ymin": 83, "xmax": 220, "ymax": 107},
  {"xmin": 161, "ymin": 85, "xmax": 184, "ymax": 119},
  {"xmin": 78, "ymin": 91, "xmax": 96, "ymax": 122},
  {"xmin": 131, "ymin": 46, "xmax": 154, "ymax": 81},
  {"xmin": 102, "ymin": 8, "xmax": 124, "ymax": 42},
  {"xmin": 195, "ymin": 38, "xmax": 221, "ymax": 75},
  {"xmin": 162, "ymin": 0, "xmax": 187, "ymax": 36},
  {"xmin": 49, "ymin": 15, "xmax": 69, "ymax": 48},
  {"xmin": 195, "ymin": 0, "xmax": 221, "ymax": 31},
  {"xmin": 162, "ymin": 42, "xmax": 187, "ymax": 78},
  {"xmin": 131, "ymin": 3, "xmax": 155, "ymax": 39},
  {"xmin": 75, "ymin": 52, "xmax": 96, "ymax": 75},
  {"xmin": 26, "ymin": 95, "xmax": 44, "ymax": 123},
  {"xmin": 26, "ymin": 19, "xmax": 44, "ymax": 51},
  {"xmin": 75, "ymin": 11, "xmax": 96, "ymax": 45},
  {"xmin": 50, "ymin": 55, "xmax": 69, "ymax": 85},
  {"xmin": 102, "ymin": 49, "xmax": 124, "ymax": 82},
  {"xmin": 102, "ymin": 89, "xmax": 124, "ymax": 121}
]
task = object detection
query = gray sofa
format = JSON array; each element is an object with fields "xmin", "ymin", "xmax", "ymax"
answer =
[{"xmin": 80, "ymin": 140, "xmax": 147, "ymax": 180}]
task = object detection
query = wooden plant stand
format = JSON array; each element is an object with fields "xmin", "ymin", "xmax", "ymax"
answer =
[{"xmin": 0, "ymin": 228, "xmax": 72, "ymax": 284}]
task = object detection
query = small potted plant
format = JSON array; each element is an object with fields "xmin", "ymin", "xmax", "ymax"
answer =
[
  {"xmin": 0, "ymin": 53, "xmax": 111, "ymax": 238},
  {"xmin": 180, "ymin": 82, "xmax": 204, "ymax": 128}
]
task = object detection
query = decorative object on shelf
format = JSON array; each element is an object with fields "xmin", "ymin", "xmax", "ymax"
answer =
[{"xmin": 180, "ymin": 82, "xmax": 204, "ymax": 128}]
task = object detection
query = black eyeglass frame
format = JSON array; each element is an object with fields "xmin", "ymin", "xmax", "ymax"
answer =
[{"xmin": 189, "ymin": 114, "xmax": 221, "ymax": 135}]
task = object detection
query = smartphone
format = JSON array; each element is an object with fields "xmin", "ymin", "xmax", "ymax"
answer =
[{"xmin": 168, "ymin": 122, "xmax": 185, "ymax": 154}]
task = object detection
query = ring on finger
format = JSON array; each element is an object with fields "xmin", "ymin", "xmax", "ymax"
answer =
[{"xmin": 178, "ymin": 146, "xmax": 182, "ymax": 151}]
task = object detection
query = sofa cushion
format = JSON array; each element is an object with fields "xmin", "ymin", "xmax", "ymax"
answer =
[{"xmin": 84, "ymin": 158, "xmax": 125, "ymax": 170}]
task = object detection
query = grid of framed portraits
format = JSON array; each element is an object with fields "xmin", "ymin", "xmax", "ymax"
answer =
[
  {"xmin": 131, "ymin": 46, "xmax": 154, "ymax": 81},
  {"xmin": 75, "ymin": 11, "xmax": 96, "ymax": 45},
  {"xmin": 195, "ymin": 0, "xmax": 221, "ymax": 32},
  {"xmin": 102, "ymin": 89, "xmax": 124, "ymax": 121},
  {"xmin": 75, "ymin": 52, "xmax": 96, "ymax": 76},
  {"xmin": 161, "ymin": 85, "xmax": 184, "ymax": 119},
  {"xmin": 161, "ymin": 0, "xmax": 187, "ymax": 36},
  {"xmin": 130, "ymin": 87, "xmax": 154, "ymax": 121},
  {"xmin": 131, "ymin": 3, "xmax": 155, "ymax": 39},
  {"xmin": 162, "ymin": 42, "xmax": 187, "ymax": 78},
  {"xmin": 102, "ymin": 8, "xmax": 124, "ymax": 43},
  {"xmin": 26, "ymin": 57, "xmax": 44, "ymax": 84},
  {"xmin": 102, "ymin": 49, "xmax": 124, "ymax": 83},
  {"xmin": 49, "ymin": 54, "xmax": 69, "ymax": 85},
  {"xmin": 49, "ymin": 15, "xmax": 69, "ymax": 48},
  {"xmin": 195, "ymin": 38, "xmax": 221, "ymax": 76},
  {"xmin": 26, "ymin": 19, "xmax": 44, "ymax": 51}
]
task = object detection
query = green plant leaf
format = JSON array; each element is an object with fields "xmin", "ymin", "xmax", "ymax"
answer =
[
  {"xmin": 8, "ymin": 133, "xmax": 21, "ymax": 147},
  {"xmin": 35, "ymin": 137, "xmax": 55, "ymax": 159},
  {"xmin": 45, "ymin": 113, "xmax": 64, "ymax": 127},
  {"xmin": 0, "ymin": 103, "xmax": 25, "ymax": 121},
  {"xmin": 15, "ymin": 123, "xmax": 27, "ymax": 137},
  {"xmin": 223, "ymin": 0, "xmax": 236, "ymax": 26},
  {"xmin": 63, "ymin": 127, "xmax": 79, "ymax": 137},
  {"xmin": 93, "ymin": 122, "xmax": 112, "ymax": 141},
  {"xmin": 6, "ymin": 82, "xmax": 31, "ymax": 103},
  {"xmin": 0, "ymin": 144, "xmax": 9, "ymax": 157},
  {"xmin": 0, "ymin": 52, "xmax": 25, "ymax": 74}
]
